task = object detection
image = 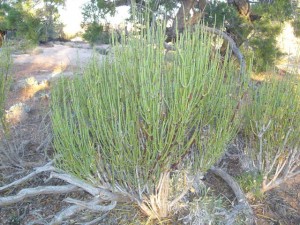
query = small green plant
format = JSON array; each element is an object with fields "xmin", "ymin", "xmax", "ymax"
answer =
[
  {"xmin": 236, "ymin": 173, "xmax": 264, "ymax": 199},
  {"xmin": 187, "ymin": 189, "xmax": 228, "ymax": 224},
  {"xmin": 243, "ymin": 76, "xmax": 300, "ymax": 193},
  {"xmin": 0, "ymin": 44, "xmax": 12, "ymax": 131},
  {"xmin": 9, "ymin": 215, "xmax": 21, "ymax": 225}
]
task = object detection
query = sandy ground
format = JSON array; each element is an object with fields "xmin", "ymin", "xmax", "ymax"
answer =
[{"xmin": 12, "ymin": 43, "xmax": 106, "ymax": 82}]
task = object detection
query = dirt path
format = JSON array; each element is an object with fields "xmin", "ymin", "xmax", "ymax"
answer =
[
  {"xmin": 6, "ymin": 43, "xmax": 106, "ymax": 115},
  {"xmin": 12, "ymin": 43, "xmax": 106, "ymax": 81}
]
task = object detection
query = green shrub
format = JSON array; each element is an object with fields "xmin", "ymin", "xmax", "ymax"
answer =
[
  {"xmin": 0, "ymin": 44, "xmax": 12, "ymax": 131},
  {"xmin": 83, "ymin": 22, "xmax": 112, "ymax": 45},
  {"xmin": 248, "ymin": 17, "xmax": 283, "ymax": 72},
  {"xmin": 243, "ymin": 77, "xmax": 300, "ymax": 193},
  {"xmin": 51, "ymin": 23, "xmax": 245, "ymax": 218}
]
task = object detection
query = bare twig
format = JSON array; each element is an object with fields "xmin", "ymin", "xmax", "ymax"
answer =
[
  {"xmin": 201, "ymin": 26, "xmax": 246, "ymax": 75},
  {"xmin": 64, "ymin": 197, "xmax": 117, "ymax": 212},
  {"xmin": 0, "ymin": 185, "xmax": 79, "ymax": 206},
  {"xmin": 169, "ymin": 173, "xmax": 193, "ymax": 210},
  {"xmin": 82, "ymin": 212, "xmax": 109, "ymax": 225},
  {"xmin": 50, "ymin": 204, "xmax": 82, "ymax": 225},
  {"xmin": 50, "ymin": 172, "xmax": 100, "ymax": 196},
  {"xmin": 255, "ymin": 120, "xmax": 272, "ymax": 172},
  {"xmin": 0, "ymin": 161, "xmax": 55, "ymax": 192},
  {"xmin": 50, "ymin": 198, "xmax": 116, "ymax": 225},
  {"xmin": 50, "ymin": 172, "xmax": 132, "ymax": 202}
]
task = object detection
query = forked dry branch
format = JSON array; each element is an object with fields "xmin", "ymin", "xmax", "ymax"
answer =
[
  {"xmin": 0, "ymin": 161, "xmax": 130, "ymax": 224},
  {"xmin": 0, "ymin": 162, "xmax": 259, "ymax": 224},
  {"xmin": 254, "ymin": 121, "xmax": 300, "ymax": 193}
]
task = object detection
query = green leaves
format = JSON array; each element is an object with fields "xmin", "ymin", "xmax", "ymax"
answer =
[{"xmin": 0, "ymin": 0, "xmax": 65, "ymax": 43}]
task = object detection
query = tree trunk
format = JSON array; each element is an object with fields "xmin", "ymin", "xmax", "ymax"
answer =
[
  {"xmin": 0, "ymin": 31, "xmax": 6, "ymax": 47},
  {"xmin": 171, "ymin": 0, "xmax": 195, "ymax": 32},
  {"xmin": 166, "ymin": 0, "xmax": 206, "ymax": 42}
]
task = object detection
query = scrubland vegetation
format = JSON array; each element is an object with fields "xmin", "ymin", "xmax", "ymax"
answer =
[{"xmin": 0, "ymin": 0, "xmax": 300, "ymax": 224}]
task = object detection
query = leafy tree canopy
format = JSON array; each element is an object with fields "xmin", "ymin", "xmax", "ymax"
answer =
[
  {"xmin": 81, "ymin": 0, "xmax": 298, "ymax": 71},
  {"xmin": 0, "ymin": 0, "xmax": 65, "ymax": 43}
]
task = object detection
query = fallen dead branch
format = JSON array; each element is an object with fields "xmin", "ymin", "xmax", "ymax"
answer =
[
  {"xmin": 0, "ymin": 162, "xmax": 132, "ymax": 224},
  {"xmin": 0, "ymin": 161, "xmax": 55, "ymax": 192},
  {"xmin": 0, "ymin": 185, "xmax": 79, "ymax": 206},
  {"xmin": 1, "ymin": 161, "xmax": 259, "ymax": 224},
  {"xmin": 201, "ymin": 26, "xmax": 246, "ymax": 76},
  {"xmin": 50, "ymin": 198, "xmax": 116, "ymax": 225},
  {"xmin": 210, "ymin": 166, "xmax": 256, "ymax": 225}
]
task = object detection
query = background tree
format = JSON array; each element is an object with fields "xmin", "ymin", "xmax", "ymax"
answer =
[
  {"xmin": 81, "ymin": 0, "xmax": 298, "ymax": 71},
  {"xmin": 0, "ymin": 0, "xmax": 65, "ymax": 44}
]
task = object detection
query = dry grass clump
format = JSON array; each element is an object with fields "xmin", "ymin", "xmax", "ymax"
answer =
[
  {"xmin": 19, "ymin": 77, "xmax": 50, "ymax": 100},
  {"xmin": 5, "ymin": 103, "xmax": 30, "ymax": 125}
]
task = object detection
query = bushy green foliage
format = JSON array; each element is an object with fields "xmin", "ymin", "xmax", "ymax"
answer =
[
  {"xmin": 82, "ymin": 22, "xmax": 111, "ymax": 44},
  {"xmin": 248, "ymin": 17, "xmax": 283, "ymax": 72},
  {"xmin": 252, "ymin": 0, "xmax": 294, "ymax": 22},
  {"xmin": 0, "ymin": 0, "xmax": 65, "ymax": 43},
  {"xmin": 51, "ymin": 24, "xmax": 245, "ymax": 200},
  {"xmin": 0, "ymin": 45, "xmax": 12, "ymax": 130},
  {"xmin": 205, "ymin": 1, "xmax": 286, "ymax": 72},
  {"xmin": 242, "ymin": 77, "xmax": 300, "ymax": 190},
  {"xmin": 81, "ymin": 0, "xmax": 113, "ymax": 45},
  {"xmin": 204, "ymin": 2, "xmax": 241, "ymax": 29}
]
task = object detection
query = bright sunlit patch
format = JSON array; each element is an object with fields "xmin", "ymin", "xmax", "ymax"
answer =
[
  {"xmin": 59, "ymin": 0, "xmax": 130, "ymax": 37},
  {"xmin": 59, "ymin": 0, "xmax": 89, "ymax": 36}
]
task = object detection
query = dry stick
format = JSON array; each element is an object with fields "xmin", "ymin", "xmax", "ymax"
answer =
[
  {"xmin": 169, "ymin": 185, "xmax": 190, "ymax": 209},
  {"xmin": 50, "ymin": 172, "xmax": 131, "ymax": 202},
  {"xmin": 64, "ymin": 197, "xmax": 117, "ymax": 212},
  {"xmin": 0, "ymin": 185, "xmax": 79, "ymax": 206},
  {"xmin": 50, "ymin": 172, "xmax": 100, "ymax": 196},
  {"xmin": 50, "ymin": 198, "xmax": 116, "ymax": 225},
  {"xmin": 0, "ymin": 161, "xmax": 55, "ymax": 192},
  {"xmin": 261, "ymin": 170, "xmax": 300, "ymax": 193},
  {"xmin": 50, "ymin": 204, "xmax": 82, "ymax": 225},
  {"xmin": 82, "ymin": 212, "xmax": 109, "ymax": 225},
  {"xmin": 201, "ymin": 26, "xmax": 246, "ymax": 76},
  {"xmin": 169, "ymin": 173, "xmax": 193, "ymax": 209},
  {"xmin": 282, "ymin": 147, "xmax": 300, "ymax": 177},
  {"xmin": 210, "ymin": 166, "xmax": 256, "ymax": 225}
]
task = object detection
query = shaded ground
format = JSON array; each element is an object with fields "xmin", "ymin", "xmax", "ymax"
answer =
[{"xmin": 0, "ymin": 42, "xmax": 299, "ymax": 224}]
